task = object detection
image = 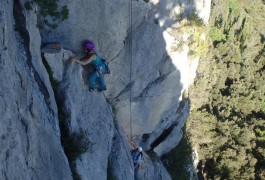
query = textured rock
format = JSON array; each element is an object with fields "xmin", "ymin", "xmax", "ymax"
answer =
[
  {"xmin": 106, "ymin": 0, "xmax": 196, "ymax": 151},
  {"xmin": 136, "ymin": 155, "xmax": 171, "ymax": 180},
  {"xmin": 0, "ymin": 0, "xmax": 212, "ymax": 179},
  {"xmin": 43, "ymin": 49, "xmax": 114, "ymax": 180},
  {"xmin": 40, "ymin": 0, "xmax": 211, "ymax": 179},
  {"xmin": 107, "ymin": 0, "xmax": 210, "ymax": 152},
  {"xmin": 194, "ymin": 0, "xmax": 212, "ymax": 24},
  {"xmin": 0, "ymin": 0, "xmax": 72, "ymax": 179},
  {"xmin": 43, "ymin": 49, "xmax": 72, "ymax": 82},
  {"xmin": 40, "ymin": 0, "xmax": 207, "ymax": 144},
  {"xmin": 109, "ymin": 122, "xmax": 134, "ymax": 180},
  {"xmin": 154, "ymin": 100, "xmax": 190, "ymax": 157},
  {"xmin": 41, "ymin": 0, "xmax": 149, "ymax": 59},
  {"xmin": 23, "ymin": 0, "xmax": 59, "ymax": 128}
]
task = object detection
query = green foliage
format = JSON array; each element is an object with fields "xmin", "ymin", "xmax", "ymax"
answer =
[
  {"xmin": 228, "ymin": 0, "xmax": 239, "ymax": 13},
  {"xmin": 61, "ymin": 6, "xmax": 69, "ymax": 21},
  {"xmin": 256, "ymin": 128, "xmax": 265, "ymax": 141},
  {"xmin": 24, "ymin": 0, "xmax": 69, "ymax": 30},
  {"xmin": 187, "ymin": 0, "xmax": 265, "ymax": 179},
  {"xmin": 62, "ymin": 129, "xmax": 91, "ymax": 162},
  {"xmin": 209, "ymin": 27, "xmax": 226, "ymax": 43},
  {"xmin": 188, "ymin": 11, "xmax": 204, "ymax": 27},
  {"xmin": 107, "ymin": 161, "xmax": 116, "ymax": 180},
  {"xmin": 63, "ymin": 129, "xmax": 91, "ymax": 180},
  {"xmin": 24, "ymin": 1, "xmax": 32, "ymax": 10},
  {"xmin": 162, "ymin": 132, "xmax": 194, "ymax": 179},
  {"xmin": 188, "ymin": 28, "xmax": 209, "ymax": 59}
]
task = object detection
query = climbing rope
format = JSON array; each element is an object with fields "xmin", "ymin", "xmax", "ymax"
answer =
[
  {"xmin": 102, "ymin": 92, "xmax": 134, "ymax": 168},
  {"xmin": 97, "ymin": 0, "xmax": 141, "ymax": 171},
  {"xmin": 129, "ymin": 0, "xmax": 133, "ymax": 148},
  {"xmin": 101, "ymin": 0, "xmax": 135, "ymax": 168}
]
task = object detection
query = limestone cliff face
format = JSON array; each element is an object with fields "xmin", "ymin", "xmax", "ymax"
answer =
[
  {"xmin": 0, "ymin": 0, "xmax": 71, "ymax": 179},
  {"xmin": 43, "ymin": 49, "xmax": 117, "ymax": 180},
  {"xmin": 1, "ymin": 0, "xmax": 211, "ymax": 179},
  {"xmin": 42, "ymin": 0, "xmax": 211, "ymax": 154}
]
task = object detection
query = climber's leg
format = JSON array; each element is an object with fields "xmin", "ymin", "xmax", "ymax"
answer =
[
  {"xmin": 88, "ymin": 71, "xmax": 98, "ymax": 91},
  {"xmin": 97, "ymin": 74, "xmax": 106, "ymax": 92}
]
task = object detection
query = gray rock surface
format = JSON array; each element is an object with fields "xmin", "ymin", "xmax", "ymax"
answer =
[
  {"xmin": 154, "ymin": 100, "xmax": 190, "ymax": 157},
  {"xmin": 0, "ymin": 0, "xmax": 72, "ymax": 179},
  {"xmin": 136, "ymin": 155, "xmax": 171, "ymax": 180},
  {"xmin": 194, "ymin": 0, "xmax": 212, "ymax": 24},
  {"xmin": 43, "ymin": 48, "xmax": 71, "ymax": 82},
  {"xmin": 109, "ymin": 122, "xmax": 134, "ymax": 180},
  {"xmin": 41, "ymin": 0, "xmax": 211, "ymax": 179},
  {"xmin": 41, "ymin": 0, "xmax": 149, "ymax": 59},
  {"xmin": 1, "ymin": 0, "xmax": 212, "ymax": 179},
  {"xmin": 107, "ymin": 0, "xmax": 185, "ymax": 151},
  {"xmin": 43, "ymin": 49, "xmax": 115, "ymax": 180}
]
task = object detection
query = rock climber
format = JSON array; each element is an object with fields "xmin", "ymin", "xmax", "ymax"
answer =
[
  {"xmin": 131, "ymin": 147, "xmax": 143, "ymax": 169},
  {"xmin": 69, "ymin": 40, "xmax": 109, "ymax": 92}
]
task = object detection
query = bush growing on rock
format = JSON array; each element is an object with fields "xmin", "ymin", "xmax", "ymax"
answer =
[{"xmin": 24, "ymin": 0, "xmax": 69, "ymax": 30}]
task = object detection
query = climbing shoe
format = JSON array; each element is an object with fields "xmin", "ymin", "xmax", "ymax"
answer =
[
  {"xmin": 97, "ymin": 87, "xmax": 106, "ymax": 92},
  {"xmin": 89, "ymin": 88, "xmax": 96, "ymax": 92}
]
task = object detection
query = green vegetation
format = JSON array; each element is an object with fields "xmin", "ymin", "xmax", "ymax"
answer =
[
  {"xmin": 187, "ymin": 11, "xmax": 204, "ymax": 27},
  {"xmin": 169, "ymin": 11, "xmax": 208, "ymax": 58},
  {"xmin": 188, "ymin": 29, "xmax": 209, "ymax": 59},
  {"xmin": 63, "ymin": 129, "xmax": 91, "ymax": 180},
  {"xmin": 162, "ymin": 132, "xmax": 194, "ymax": 179},
  {"xmin": 228, "ymin": 0, "xmax": 240, "ymax": 13},
  {"xmin": 24, "ymin": 0, "xmax": 69, "ymax": 30},
  {"xmin": 107, "ymin": 161, "xmax": 116, "ymax": 180},
  {"xmin": 209, "ymin": 27, "xmax": 227, "ymax": 44},
  {"xmin": 187, "ymin": 0, "xmax": 265, "ymax": 179}
]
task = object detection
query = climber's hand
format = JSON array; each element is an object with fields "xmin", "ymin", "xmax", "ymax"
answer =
[{"xmin": 69, "ymin": 55, "xmax": 76, "ymax": 61}]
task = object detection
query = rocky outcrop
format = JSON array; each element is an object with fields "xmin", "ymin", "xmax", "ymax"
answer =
[
  {"xmin": 43, "ymin": 49, "xmax": 115, "ymax": 180},
  {"xmin": 153, "ymin": 100, "xmax": 190, "ymax": 157},
  {"xmin": 108, "ymin": 122, "xmax": 134, "ymax": 180},
  {"xmin": 41, "ymin": 0, "xmax": 149, "ymax": 59},
  {"xmin": 43, "ymin": 47, "xmax": 172, "ymax": 180},
  {"xmin": 41, "ymin": 0, "xmax": 212, "ymax": 144},
  {"xmin": 136, "ymin": 155, "xmax": 171, "ymax": 180},
  {"xmin": 1, "ymin": 0, "xmax": 212, "ymax": 179},
  {"xmin": 0, "ymin": 0, "xmax": 71, "ymax": 179},
  {"xmin": 41, "ymin": 0, "xmax": 211, "ymax": 178}
]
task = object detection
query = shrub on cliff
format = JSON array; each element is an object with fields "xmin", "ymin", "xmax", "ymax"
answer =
[{"xmin": 24, "ymin": 0, "xmax": 69, "ymax": 30}]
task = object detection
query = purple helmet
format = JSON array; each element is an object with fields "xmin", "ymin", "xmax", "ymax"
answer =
[{"xmin": 83, "ymin": 40, "xmax": 95, "ymax": 51}]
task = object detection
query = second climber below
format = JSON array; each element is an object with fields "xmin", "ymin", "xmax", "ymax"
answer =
[
  {"xmin": 69, "ymin": 40, "xmax": 109, "ymax": 92},
  {"xmin": 131, "ymin": 147, "xmax": 143, "ymax": 169}
]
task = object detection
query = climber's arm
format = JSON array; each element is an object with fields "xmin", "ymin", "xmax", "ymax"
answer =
[{"xmin": 69, "ymin": 54, "xmax": 96, "ymax": 65}]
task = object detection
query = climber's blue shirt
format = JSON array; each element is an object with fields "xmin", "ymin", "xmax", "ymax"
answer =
[
  {"xmin": 131, "ymin": 150, "xmax": 142, "ymax": 163},
  {"xmin": 90, "ymin": 55, "xmax": 103, "ymax": 67}
]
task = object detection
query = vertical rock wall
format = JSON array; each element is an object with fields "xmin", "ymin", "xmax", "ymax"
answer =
[
  {"xmin": 0, "ymin": 0, "xmax": 72, "ymax": 179},
  {"xmin": 0, "ymin": 0, "xmax": 212, "ymax": 179},
  {"xmin": 40, "ymin": 0, "xmax": 211, "ymax": 178}
]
